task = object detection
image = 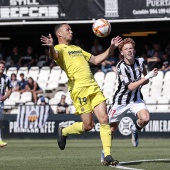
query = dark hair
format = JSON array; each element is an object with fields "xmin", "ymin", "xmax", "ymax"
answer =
[
  {"xmin": 20, "ymin": 73, "xmax": 24, "ymax": 76},
  {"xmin": 27, "ymin": 77, "xmax": 35, "ymax": 89},
  {"xmin": 28, "ymin": 77, "xmax": 34, "ymax": 83},
  {"xmin": 54, "ymin": 23, "xmax": 67, "ymax": 34},
  {"xmin": 11, "ymin": 73, "xmax": 16, "ymax": 78},
  {"xmin": 0, "ymin": 60, "xmax": 6, "ymax": 66}
]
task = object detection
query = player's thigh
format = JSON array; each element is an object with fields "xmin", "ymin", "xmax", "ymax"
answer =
[
  {"xmin": 91, "ymin": 87, "xmax": 107, "ymax": 124},
  {"xmin": 108, "ymin": 104, "xmax": 129, "ymax": 123},
  {"xmin": 130, "ymin": 101, "xmax": 149, "ymax": 121},
  {"xmin": 93, "ymin": 101, "xmax": 108, "ymax": 124}
]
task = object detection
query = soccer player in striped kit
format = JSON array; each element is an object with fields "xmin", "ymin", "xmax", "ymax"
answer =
[
  {"xmin": 101, "ymin": 38, "xmax": 158, "ymax": 162},
  {"xmin": 0, "ymin": 61, "xmax": 12, "ymax": 147}
]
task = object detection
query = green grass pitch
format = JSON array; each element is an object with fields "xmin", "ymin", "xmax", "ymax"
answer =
[{"xmin": 0, "ymin": 139, "xmax": 170, "ymax": 170}]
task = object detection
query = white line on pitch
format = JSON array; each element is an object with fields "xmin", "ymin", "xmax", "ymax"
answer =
[
  {"xmin": 110, "ymin": 165, "xmax": 143, "ymax": 170},
  {"xmin": 109, "ymin": 158, "xmax": 170, "ymax": 170}
]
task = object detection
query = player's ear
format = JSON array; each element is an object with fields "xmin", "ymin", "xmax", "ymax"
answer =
[{"xmin": 57, "ymin": 31, "xmax": 62, "ymax": 37}]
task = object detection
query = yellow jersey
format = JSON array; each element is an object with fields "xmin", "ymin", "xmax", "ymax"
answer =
[{"xmin": 54, "ymin": 44, "xmax": 98, "ymax": 91}]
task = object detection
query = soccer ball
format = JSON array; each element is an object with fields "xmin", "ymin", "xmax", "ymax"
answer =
[{"xmin": 92, "ymin": 19, "xmax": 111, "ymax": 37}]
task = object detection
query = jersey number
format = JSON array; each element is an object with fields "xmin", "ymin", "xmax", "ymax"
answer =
[
  {"xmin": 78, "ymin": 97, "xmax": 87, "ymax": 105},
  {"xmin": 109, "ymin": 108, "xmax": 116, "ymax": 117}
]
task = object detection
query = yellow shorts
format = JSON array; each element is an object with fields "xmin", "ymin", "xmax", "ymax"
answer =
[{"xmin": 70, "ymin": 85, "xmax": 106, "ymax": 115}]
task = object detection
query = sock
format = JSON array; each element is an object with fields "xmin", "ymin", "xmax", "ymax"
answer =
[
  {"xmin": 62, "ymin": 122, "xmax": 84, "ymax": 136},
  {"xmin": 100, "ymin": 124, "xmax": 112, "ymax": 157},
  {"xmin": 131, "ymin": 122, "xmax": 142, "ymax": 132},
  {"xmin": 0, "ymin": 129, "xmax": 2, "ymax": 140}
]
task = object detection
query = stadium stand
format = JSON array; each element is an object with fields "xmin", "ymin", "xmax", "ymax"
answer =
[
  {"xmin": 20, "ymin": 92, "xmax": 32, "ymax": 103},
  {"xmin": 3, "ymin": 64, "xmax": 170, "ymax": 114},
  {"xmin": 17, "ymin": 67, "xmax": 28, "ymax": 80},
  {"xmin": 27, "ymin": 66, "xmax": 39, "ymax": 81},
  {"xmin": 6, "ymin": 67, "xmax": 17, "ymax": 78}
]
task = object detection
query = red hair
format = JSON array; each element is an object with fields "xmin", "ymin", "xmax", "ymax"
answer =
[{"xmin": 118, "ymin": 38, "xmax": 135, "ymax": 51}]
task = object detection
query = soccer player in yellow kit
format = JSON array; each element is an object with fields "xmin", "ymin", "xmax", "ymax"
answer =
[{"xmin": 41, "ymin": 23, "xmax": 122, "ymax": 165}]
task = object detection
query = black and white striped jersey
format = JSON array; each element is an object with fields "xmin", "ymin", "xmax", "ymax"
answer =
[
  {"xmin": 113, "ymin": 57, "xmax": 144, "ymax": 105},
  {"xmin": 0, "ymin": 74, "xmax": 12, "ymax": 97}
]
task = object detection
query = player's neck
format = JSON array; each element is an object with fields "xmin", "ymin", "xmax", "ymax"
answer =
[
  {"xmin": 124, "ymin": 58, "xmax": 134, "ymax": 65},
  {"xmin": 58, "ymin": 39, "xmax": 71, "ymax": 45}
]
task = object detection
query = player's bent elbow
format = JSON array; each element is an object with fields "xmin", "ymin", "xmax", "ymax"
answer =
[
  {"xmin": 128, "ymin": 84, "xmax": 135, "ymax": 91},
  {"xmin": 92, "ymin": 59, "xmax": 100, "ymax": 65},
  {"xmin": 90, "ymin": 55, "xmax": 101, "ymax": 65}
]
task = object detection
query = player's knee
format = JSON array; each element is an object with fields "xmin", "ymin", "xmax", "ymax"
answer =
[
  {"xmin": 141, "ymin": 115, "xmax": 150, "ymax": 125},
  {"xmin": 83, "ymin": 122, "xmax": 94, "ymax": 131},
  {"xmin": 98, "ymin": 114, "xmax": 109, "ymax": 124}
]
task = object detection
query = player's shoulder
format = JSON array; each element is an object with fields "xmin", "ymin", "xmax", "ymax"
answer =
[
  {"xmin": 54, "ymin": 44, "xmax": 70, "ymax": 51},
  {"xmin": 117, "ymin": 59, "xmax": 125, "ymax": 68},
  {"xmin": 135, "ymin": 57, "xmax": 144, "ymax": 63},
  {"xmin": 2, "ymin": 74, "xmax": 10, "ymax": 80}
]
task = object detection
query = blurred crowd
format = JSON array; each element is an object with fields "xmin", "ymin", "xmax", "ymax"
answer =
[
  {"xmin": 0, "ymin": 38, "xmax": 170, "ymax": 114},
  {"xmin": 90, "ymin": 39, "xmax": 170, "ymax": 74},
  {"xmin": 0, "ymin": 39, "xmax": 170, "ymax": 74}
]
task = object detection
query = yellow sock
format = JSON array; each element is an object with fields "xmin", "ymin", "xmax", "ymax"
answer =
[
  {"xmin": 100, "ymin": 124, "xmax": 112, "ymax": 157},
  {"xmin": 62, "ymin": 122, "xmax": 84, "ymax": 136}
]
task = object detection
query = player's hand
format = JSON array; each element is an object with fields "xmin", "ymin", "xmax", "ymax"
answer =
[
  {"xmin": 111, "ymin": 36, "xmax": 122, "ymax": 47},
  {"xmin": 40, "ymin": 34, "xmax": 54, "ymax": 47},
  {"xmin": 1, "ymin": 96, "xmax": 6, "ymax": 101},
  {"xmin": 144, "ymin": 68, "xmax": 158, "ymax": 80}
]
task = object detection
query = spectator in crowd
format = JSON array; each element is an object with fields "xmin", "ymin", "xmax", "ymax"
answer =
[
  {"xmin": 18, "ymin": 46, "xmax": 36, "ymax": 68},
  {"xmin": 39, "ymin": 48, "xmax": 48, "ymax": 62},
  {"xmin": 165, "ymin": 43, "xmax": 170, "ymax": 57},
  {"xmin": 10, "ymin": 47, "xmax": 21, "ymax": 67},
  {"xmin": 90, "ymin": 38, "xmax": 103, "ymax": 74},
  {"xmin": 18, "ymin": 73, "xmax": 27, "ymax": 93},
  {"xmin": 161, "ymin": 52, "xmax": 170, "ymax": 74},
  {"xmin": 40, "ymin": 96, "xmax": 47, "ymax": 105},
  {"xmin": 42, "ymin": 48, "xmax": 56, "ymax": 68},
  {"xmin": 23, "ymin": 77, "xmax": 43, "ymax": 103},
  {"xmin": 147, "ymin": 51, "xmax": 163, "ymax": 71},
  {"xmin": 11, "ymin": 73, "xmax": 19, "ymax": 92},
  {"xmin": 101, "ymin": 53, "xmax": 118, "ymax": 73},
  {"xmin": 91, "ymin": 38, "xmax": 103, "ymax": 55},
  {"xmin": 147, "ymin": 43, "xmax": 163, "ymax": 58},
  {"xmin": 74, "ymin": 38, "xmax": 84, "ymax": 48},
  {"xmin": 57, "ymin": 95, "xmax": 69, "ymax": 114}
]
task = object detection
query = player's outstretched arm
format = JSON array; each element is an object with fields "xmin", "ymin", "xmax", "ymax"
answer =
[
  {"xmin": 40, "ymin": 34, "xmax": 59, "ymax": 60},
  {"xmin": 89, "ymin": 36, "xmax": 122, "ymax": 65},
  {"xmin": 128, "ymin": 68, "xmax": 158, "ymax": 91}
]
